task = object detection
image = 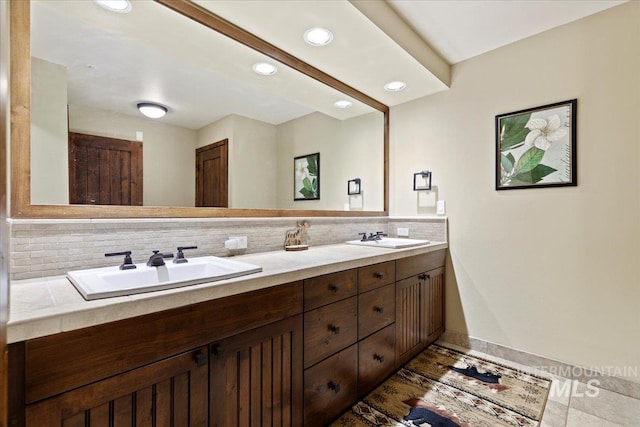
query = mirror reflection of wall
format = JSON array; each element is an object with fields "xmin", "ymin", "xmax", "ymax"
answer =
[{"xmin": 29, "ymin": 0, "xmax": 384, "ymax": 212}]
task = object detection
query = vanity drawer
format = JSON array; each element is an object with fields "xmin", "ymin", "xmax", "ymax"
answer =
[
  {"xmin": 358, "ymin": 324, "xmax": 396, "ymax": 396},
  {"xmin": 396, "ymin": 249, "xmax": 446, "ymax": 281},
  {"xmin": 304, "ymin": 297, "xmax": 357, "ymax": 368},
  {"xmin": 358, "ymin": 261, "xmax": 395, "ymax": 292},
  {"xmin": 304, "ymin": 344, "xmax": 357, "ymax": 427},
  {"xmin": 358, "ymin": 284, "xmax": 395, "ymax": 339},
  {"xmin": 304, "ymin": 269, "xmax": 357, "ymax": 311}
]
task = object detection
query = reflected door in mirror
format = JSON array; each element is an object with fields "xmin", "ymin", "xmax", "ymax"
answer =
[
  {"xmin": 196, "ymin": 139, "xmax": 228, "ymax": 207},
  {"xmin": 68, "ymin": 133, "xmax": 143, "ymax": 206}
]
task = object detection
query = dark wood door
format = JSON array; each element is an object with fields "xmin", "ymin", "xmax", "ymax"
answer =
[
  {"xmin": 425, "ymin": 267, "xmax": 445, "ymax": 343},
  {"xmin": 209, "ymin": 315, "xmax": 303, "ymax": 427},
  {"xmin": 196, "ymin": 139, "xmax": 228, "ymax": 207},
  {"xmin": 395, "ymin": 275, "xmax": 424, "ymax": 367},
  {"xmin": 69, "ymin": 132, "xmax": 143, "ymax": 205},
  {"xmin": 25, "ymin": 347, "xmax": 208, "ymax": 426}
]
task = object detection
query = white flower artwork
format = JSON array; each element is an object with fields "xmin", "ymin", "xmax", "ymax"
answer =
[{"xmin": 496, "ymin": 100, "xmax": 577, "ymax": 190}]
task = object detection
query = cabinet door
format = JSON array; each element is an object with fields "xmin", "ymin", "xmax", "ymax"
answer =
[
  {"xmin": 424, "ymin": 267, "xmax": 445, "ymax": 343},
  {"xmin": 25, "ymin": 347, "xmax": 209, "ymax": 427},
  {"xmin": 395, "ymin": 275, "xmax": 424, "ymax": 367},
  {"xmin": 210, "ymin": 315, "xmax": 303, "ymax": 427}
]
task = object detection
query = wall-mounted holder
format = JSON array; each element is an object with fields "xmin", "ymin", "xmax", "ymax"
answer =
[
  {"xmin": 413, "ymin": 171, "xmax": 432, "ymax": 191},
  {"xmin": 347, "ymin": 178, "xmax": 361, "ymax": 195}
]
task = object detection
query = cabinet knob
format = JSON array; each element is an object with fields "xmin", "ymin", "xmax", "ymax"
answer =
[
  {"xmin": 374, "ymin": 306, "xmax": 384, "ymax": 314},
  {"xmin": 373, "ymin": 354, "xmax": 385, "ymax": 363},
  {"xmin": 327, "ymin": 381, "xmax": 341, "ymax": 393},
  {"xmin": 194, "ymin": 351, "xmax": 208, "ymax": 367},
  {"xmin": 329, "ymin": 284, "xmax": 340, "ymax": 293},
  {"xmin": 374, "ymin": 272, "xmax": 384, "ymax": 279},
  {"xmin": 328, "ymin": 324, "xmax": 341, "ymax": 334},
  {"xmin": 211, "ymin": 344, "xmax": 224, "ymax": 357}
]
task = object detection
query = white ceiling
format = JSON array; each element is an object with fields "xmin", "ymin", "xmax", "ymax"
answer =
[
  {"xmin": 388, "ymin": 0, "xmax": 627, "ymax": 65},
  {"xmin": 31, "ymin": 0, "xmax": 627, "ymax": 130}
]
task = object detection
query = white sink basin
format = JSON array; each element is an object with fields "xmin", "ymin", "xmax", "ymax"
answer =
[
  {"xmin": 67, "ymin": 256, "xmax": 262, "ymax": 300},
  {"xmin": 345, "ymin": 237, "xmax": 431, "ymax": 249}
]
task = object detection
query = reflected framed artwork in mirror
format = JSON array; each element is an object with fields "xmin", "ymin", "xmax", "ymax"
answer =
[{"xmin": 294, "ymin": 153, "xmax": 320, "ymax": 201}]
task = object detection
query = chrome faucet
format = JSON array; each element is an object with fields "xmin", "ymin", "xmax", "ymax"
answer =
[{"xmin": 147, "ymin": 250, "xmax": 174, "ymax": 267}]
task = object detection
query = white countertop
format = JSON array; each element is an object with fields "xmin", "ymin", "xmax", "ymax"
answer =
[{"xmin": 8, "ymin": 242, "xmax": 447, "ymax": 343}]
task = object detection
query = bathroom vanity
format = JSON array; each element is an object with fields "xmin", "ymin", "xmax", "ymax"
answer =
[{"xmin": 7, "ymin": 243, "xmax": 446, "ymax": 426}]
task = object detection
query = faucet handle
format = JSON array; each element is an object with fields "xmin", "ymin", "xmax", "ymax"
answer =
[
  {"xmin": 358, "ymin": 232, "xmax": 367, "ymax": 242},
  {"xmin": 105, "ymin": 251, "xmax": 136, "ymax": 270},
  {"xmin": 174, "ymin": 246, "xmax": 198, "ymax": 264}
]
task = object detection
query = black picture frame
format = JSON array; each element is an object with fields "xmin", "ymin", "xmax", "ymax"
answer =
[
  {"xmin": 347, "ymin": 178, "xmax": 361, "ymax": 195},
  {"xmin": 496, "ymin": 99, "xmax": 577, "ymax": 190},
  {"xmin": 293, "ymin": 152, "xmax": 320, "ymax": 201}
]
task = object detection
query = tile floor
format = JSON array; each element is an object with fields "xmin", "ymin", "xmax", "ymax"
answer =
[{"xmin": 438, "ymin": 342, "xmax": 640, "ymax": 427}]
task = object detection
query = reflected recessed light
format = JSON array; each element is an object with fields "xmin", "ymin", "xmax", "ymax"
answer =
[
  {"xmin": 304, "ymin": 27, "xmax": 333, "ymax": 46},
  {"xmin": 95, "ymin": 0, "xmax": 132, "ymax": 13},
  {"xmin": 384, "ymin": 81, "xmax": 407, "ymax": 92},
  {"xmin": 137, "ymin": 102, "xmax": 167, "ymax": 119},
  {"xmin": 252, "ymin": 62, "xmax": 278, "ymax": 76},
  {"xmin": 334, "ymin": 100, "xmax": 352, "ymax": 109}
]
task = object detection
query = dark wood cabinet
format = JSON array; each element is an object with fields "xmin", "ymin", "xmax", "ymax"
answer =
[
  {"xmin": 10, "ymin": 250, "xmax": 446, "ymax": 427},
  {"xmin": 395, "ymin": 251, "xmax": 446, "ymax": 367},
  {"xmin": 395, "ymin": 274, "xmax": 424, "ymax": 366},
  {"xmin": 209, "ymin": 315, "xmax": 303, "ymax": 427},
  {"xmin": 358, "ymin": 324, "xmax": 396, "ymax": 395},
  {"xmin": 424, "ymin": 267, "xmax": 445, "ymax": 342},
  {"xmin": 303, "ymin": 345, "xmax": 358, "ymax": 427},
  {"xmin": 25, "ymin": 346, "xmax": 209, "ymax": 427}
]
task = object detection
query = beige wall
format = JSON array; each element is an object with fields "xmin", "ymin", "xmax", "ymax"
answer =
[
  {"xmin": 70, "ymin": 105, "xmax": 197, "ymax": 207},
  {"xmin": 31, "ymin": 58, "xmax": 69, "ymax": 205},
  {"xmin": 276, "ymin": 112, "xmax": 384, "ymax": 211},
  {"xmin": 391, "ymin": 2, "xmax": 640, "ymax": 380}
]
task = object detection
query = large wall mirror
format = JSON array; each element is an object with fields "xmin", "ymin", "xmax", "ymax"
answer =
[{"xmin": 10, "ymin": 0, "xmax": 389, "ymax": 218}]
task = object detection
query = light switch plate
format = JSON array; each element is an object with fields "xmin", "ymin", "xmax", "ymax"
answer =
[{"xmin": 437, "ymin": 200, "xmax": 446, "ymax": 215}]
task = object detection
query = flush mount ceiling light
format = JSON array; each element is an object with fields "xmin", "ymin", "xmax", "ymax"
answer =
[
  {"xmin": 384, "ymin": 81, "xmax": 407, "ymax": 92},
  {"xmin": 333, "ymin": 100, "xmax": 352, "ymax": 109},
  {"xmin": 137, "ymin": 102, "xmax": 167, "ymax": 119},
  {"xmin": 304, "ymin": 27, "xmax": 333, "ymax": 46},
  {"xmin": 252, "ymin": 62, "xmax": 278, "ymax": 76},
  {"xmin": 95, "ymin": 0, "xmax": 132, "ymax": 13}
]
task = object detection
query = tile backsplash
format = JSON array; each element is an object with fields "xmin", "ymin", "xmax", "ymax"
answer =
[{"xmin": 9, "ymin": 216, "xmax": 447, "ymax": 280}]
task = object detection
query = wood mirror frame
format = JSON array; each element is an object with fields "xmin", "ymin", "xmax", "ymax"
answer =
[{"xmin": 9, "ymin": 0, "xmax": 389, "ymax": 219}]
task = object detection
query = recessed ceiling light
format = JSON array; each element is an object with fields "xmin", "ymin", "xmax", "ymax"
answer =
[
  {"xmin": 95, "ymin": 0, "xmax": 132, "ymax": 13},
  {"xmin": 333, "ymin": 100, "xmax": 352, "ymax": 109},
  {"xmin": 304, "ymin": 27, "xmax": 333, "ymax": 46},
  {"xmin": 137, "ymin": 102, "xmax": 167, "ymax": 119},
  {"xmin": 252, "ymin": 62, "xmax": 278, "ymax": 76},
  {"xmin": 384, "ymin": 81, "xmax": 407, "ymax": 92}
]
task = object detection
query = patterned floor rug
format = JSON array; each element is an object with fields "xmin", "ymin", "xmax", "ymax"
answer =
[{"xmin": 332, "ymin": 344, "xmax": 551, "ymax": 427}]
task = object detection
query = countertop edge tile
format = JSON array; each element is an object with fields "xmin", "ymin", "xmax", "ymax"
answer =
[{"xmin": 8, "ymin": 242, "xmax": 448, "ymax": 343}]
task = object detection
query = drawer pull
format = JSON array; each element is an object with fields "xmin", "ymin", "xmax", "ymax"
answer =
[
  {"xmin": 211, "ymin": 344, "xmax": 224, "ymax": 357},
  {"xmin": 328, "ymin": 324, "xmax": 341, "ymax": 334},
  {"xmin": 373, "ymin": 354, "xmax": 385, "ymax": 363},
  {"xmin": 329, "ymin": 284, "xmax": 340, "ymax": 293},
  {"xmin": 374, "ymin": 272, "xmax": 385, "ymax": 279},
  {"xmin": 194, "ymin": 351, "xmax": 208, "ymax": 367},
  {"xmin": 374, "ymin": 306, "xmax": 384, "ymax": 314},
  {"xmin": 419, "ymin": 273, "xmax": 431, "ymax": 281},
  {"xmin": 327, "ymin": 381, "xmax": 341, "ymax": 393}
]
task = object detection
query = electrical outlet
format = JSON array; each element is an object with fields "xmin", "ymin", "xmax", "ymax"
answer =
[
  {"xmin": 397, "ymin": 227, "xmax": 409, "ymax": 237},
  {"xmin": 229, "ymin": 236, "xmax": 248, "ymax": 249}
]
